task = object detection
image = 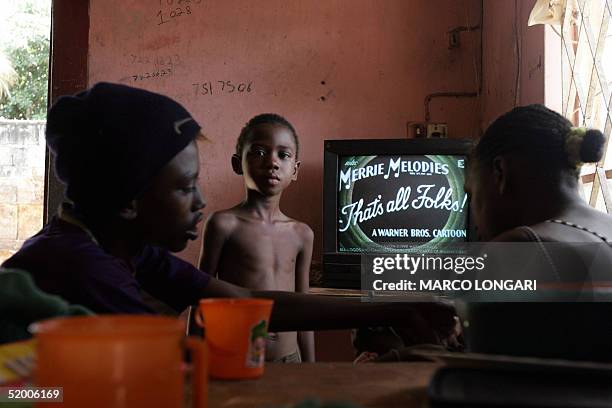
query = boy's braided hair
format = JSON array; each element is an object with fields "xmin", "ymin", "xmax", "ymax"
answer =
[
  {"xmin": 474, "ymin": 104, "xmax": 605, "ymax": 179},
  {"xmin": 236, "ymin": 113, "xmax": 299, "ymax": 158}
]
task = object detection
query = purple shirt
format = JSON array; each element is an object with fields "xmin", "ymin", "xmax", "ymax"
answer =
[{"xmin": 2, "ymin": 216, "xmax": 211, "ymax": 314}]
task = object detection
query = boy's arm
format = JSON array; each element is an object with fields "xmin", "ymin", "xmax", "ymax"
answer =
[
  {"xmin": 198, "ymin": 213, "xmax": 232, "ymax": 276},
  {"xmin": 295, "ymin": 224, "xmax": 315, "ymax": 362},
  {"xmin": 201, "ymin": 280, "xmax": 456, "ymax": 338},
  {"xmin": 255, "ymin": 290, "xmax": 455, "ymax": 339}
]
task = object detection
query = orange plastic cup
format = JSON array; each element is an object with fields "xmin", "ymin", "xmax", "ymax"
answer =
[
  {"xmin": 196, "ymin": 298, "xmax": 274, "ymax": 379},
  {"xmin": 30, "ymin": 315, "xmax": 207, "ymax": 408}
]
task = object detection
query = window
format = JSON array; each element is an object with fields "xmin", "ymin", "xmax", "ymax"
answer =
[
  {"xmin": 561, "ymin": 0, "xmax": 612, "ymax": 212},
  {"xmin": 0, "ymin": 1, "xmax": 50, "ymax": 263}
]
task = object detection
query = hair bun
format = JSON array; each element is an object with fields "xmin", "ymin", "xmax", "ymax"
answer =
[{"xmin": 580, "ymin": 129, "xmax": 606, "ymax": 163}]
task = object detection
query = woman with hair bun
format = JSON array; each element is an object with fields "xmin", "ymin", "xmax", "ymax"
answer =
[
  {"xmin": 466, "ymin": 104, "xmax": 612, "ymax": 243},
  {"xmin": 465, "ymin": 104, "xmax": 612, "ymax": 361}
]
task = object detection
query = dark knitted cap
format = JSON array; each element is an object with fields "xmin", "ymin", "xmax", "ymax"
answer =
[{"xmin": 46, "ymin": 82, "xmax": 201, "ymax": 216}]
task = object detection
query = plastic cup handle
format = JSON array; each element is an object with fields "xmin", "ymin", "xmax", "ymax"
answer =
[{"xmin": 185, "ymin": 337, "xmax": 208, "ymax": 408}]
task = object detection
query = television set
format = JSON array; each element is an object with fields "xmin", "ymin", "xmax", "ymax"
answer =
[{"xmin": 322, "ymin": 138, "xmax": 475, "ymax": 289}]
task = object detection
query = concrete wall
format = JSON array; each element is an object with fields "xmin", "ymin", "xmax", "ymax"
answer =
[
  {"xmin": 88, "ymin": 0, "xmax": 483, "ymax": 267},
  {"xmin": 0, "ymin": 120, "xmax": 45, "ymax": 263}
]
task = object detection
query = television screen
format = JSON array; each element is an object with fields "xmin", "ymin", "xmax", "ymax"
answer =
[
  {"xmin": 337, "ymin": 154, "xmax": 468, "ymax": 253},
  {"xmin": 322, "ymin": 138, "xmax": 473, "ymax": 288}
]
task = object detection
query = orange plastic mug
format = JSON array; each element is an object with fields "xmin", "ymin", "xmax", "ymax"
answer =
[
  {"xmin": 196, "ymin": 298, "xmax": 274, "ymax": 379},
  {"xmin": 30, "ymin": 315, "xmax": 207, "ymax": 408}
]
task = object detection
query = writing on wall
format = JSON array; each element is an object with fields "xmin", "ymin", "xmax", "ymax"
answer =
[
  {"xmin": 193, "ymin": 81, "xmax": 254, "ymax": 96},
  {"xmin": 156, "ymin": 0, "xmax": 202, "ymax": 26}
]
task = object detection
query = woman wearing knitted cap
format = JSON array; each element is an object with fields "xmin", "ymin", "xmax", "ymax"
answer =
[
  {"xmin": 2, "ymin": 83, "xmax": 455, "ymax": 340},
  {"xmin": 464, "ymin": 104, "xmax": 612, "ymax": 361}
]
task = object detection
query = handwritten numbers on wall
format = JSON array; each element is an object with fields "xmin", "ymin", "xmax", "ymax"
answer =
[
  {"xmin": 130, "ymin": 54, "xmax": 181, "ymax": 68},
  {"xmin": 194, "ymin": 82, "xmax": 213, "ymax": 96},
  {"xmin": 157, "ymin": 0, "xmax": 202, "ymax": 26},
  {"xmin": 132, "ymin": 68, "xmax": 173, "ymax": 82},
  {"xmin": 128, "ymin": 54, "xmax": 180, "ymax": 82},
  {"xmin": 193, "ymin": 81, "xmax": 254, "ymax": 96}
]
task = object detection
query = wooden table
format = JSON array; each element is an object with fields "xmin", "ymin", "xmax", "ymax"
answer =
[{"xmin": 209, "ymin": 362, "xmax": 439, "ymax": 407}]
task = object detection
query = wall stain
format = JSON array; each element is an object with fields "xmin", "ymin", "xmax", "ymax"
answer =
[{"xmin": 141, "ymin": 35, "xmax": 181, "ymax": 51}]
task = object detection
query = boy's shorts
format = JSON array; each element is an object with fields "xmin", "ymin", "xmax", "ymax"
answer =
[{"xmin": 271, "ymin": 349, "xmax": 302, "ymax": 363}]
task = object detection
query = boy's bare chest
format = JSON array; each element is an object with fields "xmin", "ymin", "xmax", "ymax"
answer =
[
  {"xmin": 219, "ymin": 223, "xmax": 302, "ymax": 288},
  {"xmin": 226, "ymin": 223, "xmax": 302, "ymax": 263}
]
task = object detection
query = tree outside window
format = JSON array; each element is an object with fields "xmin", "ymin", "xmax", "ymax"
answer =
[{"xmin": 0, "ymin": 0, "xmax": 50, "ymax": 263}]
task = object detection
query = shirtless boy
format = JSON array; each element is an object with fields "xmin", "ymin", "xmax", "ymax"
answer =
[{"xmin": 200, "ymin": 114, "xmax": 315, "ymax": 362}]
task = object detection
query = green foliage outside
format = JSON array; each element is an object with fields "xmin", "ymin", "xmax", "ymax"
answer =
[
  {"xmin": 0, "ymin": 0, "xmax": 50, "ymax": 120},
  {"xmin": 0, "ymin": 36, "xmax": 49, "ymax": 120}
]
